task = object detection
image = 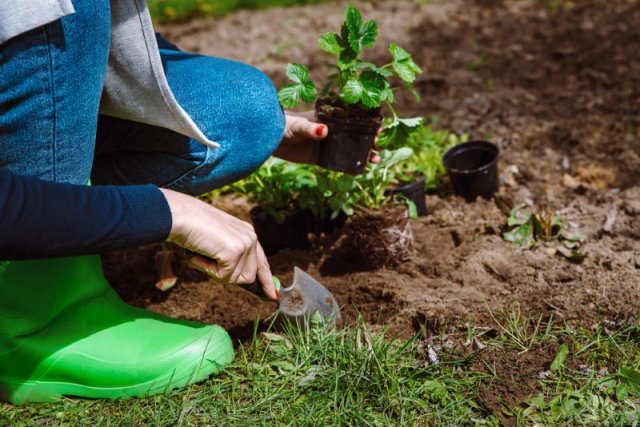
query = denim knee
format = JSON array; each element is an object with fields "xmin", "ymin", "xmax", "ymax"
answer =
[
  {"xmin": 228, "ymin": 64, "xmax": 285, "ymax": 176},
  {"xmin": 161, "ymin": 55, "xmax": 286, "ymax": 195}
]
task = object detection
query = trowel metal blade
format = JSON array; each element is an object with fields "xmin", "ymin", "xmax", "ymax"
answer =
[{"xmin": 277, "ymin": 266, "xmax": 341, "ymax": 325}]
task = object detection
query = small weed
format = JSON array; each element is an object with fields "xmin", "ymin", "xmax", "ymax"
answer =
[{"xmin": 502, "ymin": 204, "xmax": 587, "ymax": 262}]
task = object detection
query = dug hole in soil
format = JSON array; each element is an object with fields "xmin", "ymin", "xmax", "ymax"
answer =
[{"xmin": 104, "ymin": 0, "xmax": 639, "ymax": 347}]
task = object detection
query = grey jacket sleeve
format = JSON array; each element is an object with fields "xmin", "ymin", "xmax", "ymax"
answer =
[{"xmin": 99, "ymin": 0, "xmax": 220, "ymax": 148}]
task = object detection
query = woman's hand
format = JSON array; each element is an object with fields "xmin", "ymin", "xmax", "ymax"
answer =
[
  {"xmin": 274, "ymin": 112, "xmax": 327, "ymax": 164},
  {"xmin": 159, "ymin": 188, "xmax": 277, "ymax": 300},
  {"xmin": 275, "ymin": 111, "xmax": 381, "ymax": 164}
]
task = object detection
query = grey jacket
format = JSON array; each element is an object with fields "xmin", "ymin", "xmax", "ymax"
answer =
[{"xmin": 0, "ymin": 0, "xmax": 218, "ymax": 148}]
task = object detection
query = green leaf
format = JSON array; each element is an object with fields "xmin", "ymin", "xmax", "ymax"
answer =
[
  {"xmin": 360, "ymin": 20, "xmax": 378, "ymax": 48},
  {"xmin": 359, "ymin": 71, "xmax": 385, "ymax": 108},
  {"xmin": 406, "ymin": 199, "xmax": 418, "ymax": 218},
  {"xmin": 319, "ymin": 32, "xmax": 342, "ymax": 55},
  {"xmin": 390, "ymin": 43, "xmax": 422, "ymax": 84},
  {"xmin": 286, "ymin": 63, "xmax": 309, "ymax": 84},
  {"xmin": 502, "ymin": 224, "xmax": 535, "ymax": 247},
  {"xmin": 336, "ymin": 22, "xmax": 357, "ymax": 65},
  {"xmin": 278, "ymin": 84, "xmax": 302, "ymax": 109},
  {"xmin": 507, "ymin": 205, "xmax": 532, "ymax": 226},
  {"xmin": 550, "ymin": 343, "xmax": 569, "ymax": 372},
  {"xmin": 278, "ymin": 63, "xmax": 317, "ymax": 108},
  {"xmin": 377, "ymin": 116, "xmax": 424, "ymax": 150},
  {"xmin": 341, "ymin": 79, "xmax": 363, "ymax": 104},
  {"xmin": 380, "ymin": 147, "xmax": 413, "ymax": 167},
  {"xmin": 355, "ymin": 61, "xmax": 393, "ymax": 77},
  {"xmin": 380, "ymin": 86, "xmax": 395, "ymax": 103},
  {"xmin": 344, "ymin": 6, "xmax": 378, "ymax": 54}
]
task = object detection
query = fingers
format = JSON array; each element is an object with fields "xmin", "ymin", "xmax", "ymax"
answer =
[
  {"xmin": 309, "ymin": 123, "xmax": 328, "ymax": 140},
  {"xmin": 255, "ymin": 243, "xmax": 278, "ymax": 300}
]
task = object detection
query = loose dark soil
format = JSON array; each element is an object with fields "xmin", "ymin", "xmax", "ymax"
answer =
[
  {"xmin": 345, "ymin": 205, "xmax": 414, "ymax": 268},
  {"xmin": 316, "ymin": 97, "xmax": 382, "ymax": 125},
  {"xmin": 104, "ymin": 0, "xmax": 639, "ymax": 362}
]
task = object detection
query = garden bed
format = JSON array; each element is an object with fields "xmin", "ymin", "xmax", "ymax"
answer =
[{"xmin": 105, "ymin": 0, "xmax": 639, "ymax": 342}]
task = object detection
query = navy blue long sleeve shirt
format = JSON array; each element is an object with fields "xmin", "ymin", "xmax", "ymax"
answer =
[{"xmin": 0, "ymin": 168, "xmax": 172, "ymax": 260}]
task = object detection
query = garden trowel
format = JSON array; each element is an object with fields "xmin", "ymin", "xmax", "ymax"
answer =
[{"xmin": 237, "ymin": 267, "xmax": 341, "ymax": 326}]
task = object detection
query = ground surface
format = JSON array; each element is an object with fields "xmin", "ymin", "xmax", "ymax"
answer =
[
  {"xmin": 107, "ymin": 0, "xmax": 639, "ymax": 341},
  {"xmin": 4, "ymin": 0, "xmax": 639, "ymax": 424},
  {"xmin": 103, "ymin": 4, "xmax": 640, "ymax": 419}
]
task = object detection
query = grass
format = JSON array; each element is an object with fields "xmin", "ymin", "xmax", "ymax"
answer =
[
  {"xmin": 2, "ymin": 314, "xmax": 640, "ymax": 426},
  {"xmin": 147, "ymin": 0, "xmax": 334, "ymax": 23}
]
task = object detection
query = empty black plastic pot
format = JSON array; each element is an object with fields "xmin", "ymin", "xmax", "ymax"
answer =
[
  {"xmin": 250, "ymin": 207, "xmax": 309, "ymax": 256},
  {"xmin": 315, "ymin": 113, "xmax": 380, "ymax": 174},
  {"xmin": 387, "ymin": 176, "xmax": 427, "ymax": 216},
  {"xmin": 442, "ymin": 141, "xmax": 499, "ymax": 202}
]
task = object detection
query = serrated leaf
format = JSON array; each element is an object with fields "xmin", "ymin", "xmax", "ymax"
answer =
[
  {"xmin": 397, "ymin": 117, "xmax": 423, "ymax": 128},
  {"xmin": 390, "ymin": 43, "xmax": 422, "ymax": 83},
  {"xmin": 278, "ymin": 84, "xmax": 301, "ymax": 109},
  {"xmin": 341, "ymin": 79, "xmax": 363, "ymax": 104},
  {"xmin": 278, "ymin": 81, "xmax": 317, "ymax": 109},
  {"xmin": 344, "ymin": 6, "xmax": 377, "ymax": 54},
  {"xmin": 319, "ymin": 32, "xmax": 342, "ymax": 55},
  {"xmin": 355, "ymin": 61, "xmax": 394, "ymax": 77},
  {"xmin": 299, "ymin": 81, "xmax": 317, "ymax": 103},
  {"xmin": 360, "ymin": 20, "xmax": 378, "ymax": 48},
  {"xmin": 550, "ymin": 344, "xmax": 569, "ymax": 372},
  {"xmin": 359, "ymin": 71, "xmax": 385, "ymax": 108},
  {"xmin": 286, "ymin": 63, "xmax": 310, "ymax": 84},
  {"xmin": 377, "ymin": 116, "xmax": 423, "ymax": 149},
  {"xmin": 339, "ymin": 22, "xmax": 357, "ymax": 64},
  {"xmin": 380, "ymin": 86, "xmax": 395, "ymax": 103}
]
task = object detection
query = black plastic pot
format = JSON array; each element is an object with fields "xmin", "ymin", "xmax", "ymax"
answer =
[
  {"xmin": 442, "ymin": 140, "xmax": 499, "ymax": 202},
  {"xmin": 306, "ymin": 211, "xmax": 348, "ymax": 235},
  {"xmin": 387, "ymin": 176, "xmax": 427, "ymax": 216},
  {"xmin": 250, "ymin": 207, "xmax": 309, "ymax": 256},
  {"xmin": 315, "ymin": 112, "xmax": 380, "ymax": 174}
]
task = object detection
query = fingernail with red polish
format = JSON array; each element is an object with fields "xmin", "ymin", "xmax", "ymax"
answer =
[
  {"xmin": 275, "ymin": 289, "xmax": 280, "ymax": 299},
  {"xmin": 315, "ymin": 125, "xmax": 325, "ymax": 137}
]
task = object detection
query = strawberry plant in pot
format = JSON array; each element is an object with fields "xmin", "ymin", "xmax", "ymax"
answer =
[
  {"xmin": 230, "ymin": 158, "xmax": 315, "ymax": 255},
  {"xmin": 278, "ymin": 5, "xmax": 423, "ymax": 174}
]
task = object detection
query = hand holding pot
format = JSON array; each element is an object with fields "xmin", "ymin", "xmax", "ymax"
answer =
[
  {"xmin": 276, "ymin": 112, "xmax": 381, "ymax": 165},
  {"xmin": 159, "ymin": 188, "xmax": 278, "ymax": 300}
]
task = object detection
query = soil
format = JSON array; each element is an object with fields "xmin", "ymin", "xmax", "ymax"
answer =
[
  {"xmin": 316, "ymin": 98, "xmax": 382, "ymax": 125},
  {"xmin": 471, "ymin": 342, "xmax": 560, "ymax": 426},
  {"xmin": 345, "ymin": 205, "xmax": 414, "ymax": 268},
  {"xmin": 104, "ymin": 0, "xmax": 639, "ymax": 346}
]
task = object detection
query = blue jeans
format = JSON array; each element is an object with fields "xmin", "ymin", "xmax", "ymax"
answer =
[{"xmin": 0, "ymin": 0, "xmax": 284, "ymax": 195}]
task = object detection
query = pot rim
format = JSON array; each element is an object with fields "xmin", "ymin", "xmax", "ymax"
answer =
[{"xmin": 442, "ymin": 140, "xmax": 500, "ymax": 175}]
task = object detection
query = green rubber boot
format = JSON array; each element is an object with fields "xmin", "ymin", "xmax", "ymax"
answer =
[{"xmin": 0, "ymin": 255, "xmax": 234, "ymax": 404}]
